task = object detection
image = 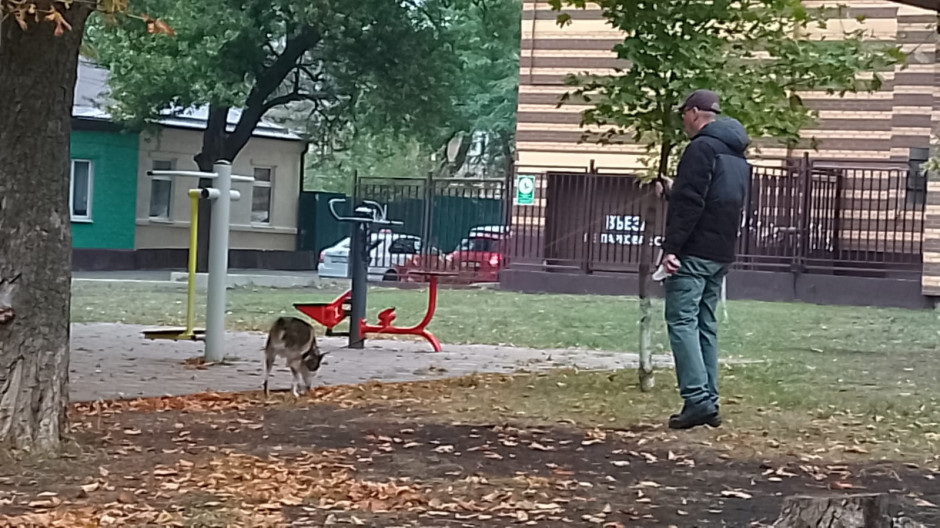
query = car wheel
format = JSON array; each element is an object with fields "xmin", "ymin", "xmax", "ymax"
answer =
[{"xmin": 383, "ymin": 270, "xmax": 399, "ymax": 282}]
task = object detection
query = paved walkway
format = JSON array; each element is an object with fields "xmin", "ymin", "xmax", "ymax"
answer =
[{"xmin": 70, "ymin": 323, "xmax": 681, "ymax": 402}]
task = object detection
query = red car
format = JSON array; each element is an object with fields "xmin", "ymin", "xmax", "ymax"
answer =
[
  {"xmin": 396, "ymin": 232, "xmax": 507, "ymax": 283},
  {"xmin": 446, "ymin": 233, "xmax": 505, "ymax": 283}
]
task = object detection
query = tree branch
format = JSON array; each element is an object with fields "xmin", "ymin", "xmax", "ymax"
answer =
[
  {"xmin": 296, "ymin": 63, "xmax": 324, "ymax": 84},
  {"xmin": 264, "ymin": 40, "xmax": 279, "ymax": 59},
  {"xmin": 262, "ymin": 91, "xmax": 331, "ymax": 113},
  {"xmin": 222, "ymin": 26, "xmax": 321, "ymax": 160}
]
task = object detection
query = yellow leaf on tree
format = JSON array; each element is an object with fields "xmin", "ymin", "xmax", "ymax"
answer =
[
  {"xmin": 97, "ymin": 0, "xmax": 129, "ymax": 14},
  {"xmin": 142, "ymin": 15, "xmax": 175, "ymax": 37},
  {"xmin": 14, "ymin": 11, "xmax": 27, "ymax": 30},
  {"xmin": 45, "ymin": 9, "xmax": 72, "ymax": 37}
]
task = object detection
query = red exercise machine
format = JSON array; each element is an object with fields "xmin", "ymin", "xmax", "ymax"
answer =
[{"xmin": 294, "ymin": 199, "xmax": 450, "ymax": 352}]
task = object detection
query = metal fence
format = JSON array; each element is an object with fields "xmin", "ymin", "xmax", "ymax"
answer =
[
  {"xmin": 507, "ymin": 157, "xmax": 926, "ymax": 277},
  {"xmin": 352, "ymin": 175, "xmax": 508, "ymax": 281},
  {"xmin": 507, "ymin": 170, "xmax": 664, "ymax": 273}
]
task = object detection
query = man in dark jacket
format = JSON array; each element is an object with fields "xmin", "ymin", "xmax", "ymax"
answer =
[{"xmin": 660, "ymin": 89, "xmax": 750, "ymax": 430}]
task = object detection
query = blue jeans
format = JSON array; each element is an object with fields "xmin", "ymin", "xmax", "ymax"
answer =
[{"xmin": 664, "ymin": 255, "xmax": 728, "ymax": 413}]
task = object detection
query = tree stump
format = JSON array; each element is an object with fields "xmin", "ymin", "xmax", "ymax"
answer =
[{"xmin": 773, "ymin": 493, "xmax": 926, "ymax": 528}]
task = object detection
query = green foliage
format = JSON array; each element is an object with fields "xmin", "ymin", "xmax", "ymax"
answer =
[
  {"xmin": 85, "ymin": 0, "xmax": 520, "ymax": 185},
  {"xmin": 305, "ymin": 0, "xmax": 522, "ymax": 186},
  {"xmin": 549, "ymin": 0, "xmax": 905, "ymax": 177},
  {"xmin": 305, "ymin": 133, "xmax": 436, "ymax": 193},
  {"xmin": 926, "ymin": 133, "xmax": 940, "ymax": 175},
  {"xmin": 85, "ymin": 0, "xmax": 460, "ymax": 150},
  {"xmin": 443, "ymin": 0, "xmax": 522, "ymax": 164}
]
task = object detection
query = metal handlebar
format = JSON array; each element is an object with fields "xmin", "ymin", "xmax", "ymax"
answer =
[{"xmin": 327, "ymin": 198, "xmax": 403, "ymax": 226}]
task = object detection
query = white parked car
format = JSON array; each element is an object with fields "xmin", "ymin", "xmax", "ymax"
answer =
[
  {"xmin": 318, "ymin": 231, "xmax": 436, "ymax": 282},
  {"xmin": 468, "ymin": 225, "xmax": 509, "ymax": 237}
]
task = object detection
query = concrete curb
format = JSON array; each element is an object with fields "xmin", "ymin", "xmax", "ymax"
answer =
[{"xmin": 168, "ymin": 271, "xmax": 322, "ymax": 289}]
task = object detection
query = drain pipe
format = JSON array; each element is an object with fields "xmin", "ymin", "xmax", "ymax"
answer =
[{"xmin": 203, "ymin": 161, "xmax": 241, "ymax": 363}]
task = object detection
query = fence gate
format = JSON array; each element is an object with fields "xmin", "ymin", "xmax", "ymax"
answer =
[
  {"xmin": 740, "ymin": 157, "xmax": 839, "ymax": 271},
  {"xmin": 542, "ymin": 172, "xmax": 664, "ymax": 273},
  {"xmin": 740, "ymin": 157, "xmax": 924, "ymax": 274}
]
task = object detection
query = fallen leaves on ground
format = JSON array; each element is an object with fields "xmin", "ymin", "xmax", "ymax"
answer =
[
  {"xmin": 2, "ymin": 507, "xmax": 186, "ymax": 528},
  {"xmin": 70, "ymin": 374, "xmax": 523, "ymax": 421},
  {"xmin": 0, "ymin": 441, "xmax": 596, "ymax": 527},
  {"xmin": 73, "ymin": 391, "xmax": 255, "ymax": 418},
  {"xmin": 0, "ymin": 448, "xmax": 426, "ymax": 527},
  {"xmin": 11, "ymin": 375, "xmax": 938, "ymax": 527}
]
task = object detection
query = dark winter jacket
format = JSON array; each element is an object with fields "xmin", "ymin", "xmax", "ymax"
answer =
[{"xmin": 662, "ymin": 117, "xmax": 751, "ymax": 264}]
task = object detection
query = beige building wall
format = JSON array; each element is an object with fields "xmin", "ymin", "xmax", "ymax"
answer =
[
  {"xmin": 518, "ymin": 0, "xmax": 938, "ymax": 170},
  {"xmin": 921, "ymin": 10, "xmax": 940, "ymax": 297},
  {"xmin": 134, "ymin": 127, "xmax": 305, "ymax": 251},
  {"xmin": 516, "ymin": 0, "xmax": 940, "ymax": 296}
]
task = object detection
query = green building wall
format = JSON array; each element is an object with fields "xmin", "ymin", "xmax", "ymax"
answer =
[{"xmin": 70, "ymin": 128, "xmax": 139, "ymax": 249}]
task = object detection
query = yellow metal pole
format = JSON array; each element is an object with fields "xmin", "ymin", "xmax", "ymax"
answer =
[{"xmin": 183, "ymin": 189, "xmax": 201, "ymax": 339}]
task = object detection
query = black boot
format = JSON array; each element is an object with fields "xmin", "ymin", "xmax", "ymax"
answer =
[{"xmin": 668, "ymin": 403, "xmax": 721, "ymax": 429}]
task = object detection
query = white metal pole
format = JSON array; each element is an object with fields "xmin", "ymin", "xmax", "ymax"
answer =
[
  {"xmin": 205, "ymin": 161, "xmax": 233, "ymax": 363},
  {"xmin": 721, "ymin": 275, "xmax": 728, "ymax": 322}
]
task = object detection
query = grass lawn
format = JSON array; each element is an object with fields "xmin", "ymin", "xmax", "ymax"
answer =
[
  {"xmin": 71, "ymin": 281, "xmax": 939, "ymax": 357},
  {"xmin": 71, "ymin": 281, "xmax": 940, "ymax": 460}
]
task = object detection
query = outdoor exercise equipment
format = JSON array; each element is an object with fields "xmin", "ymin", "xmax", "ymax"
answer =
[
  {"xmin": 141, "ymin": 161, "xmax": 245, "ymax": 363},
  {"xmin": 294, "ymin": 198, "xmax": 451, "ymax": 352},
  {"xmin": 141, "ymin": 187, "xmax": 206, "ymax": 341}
]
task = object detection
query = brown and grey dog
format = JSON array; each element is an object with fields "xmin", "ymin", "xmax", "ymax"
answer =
[{"xmin": 263, "ymin": 316, "xmax": 326, "ymax": 397}]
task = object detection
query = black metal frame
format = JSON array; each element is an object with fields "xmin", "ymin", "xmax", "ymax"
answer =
[{"xmin": 325, "ymin": 197, "xmax": 402, "ymax": 348}]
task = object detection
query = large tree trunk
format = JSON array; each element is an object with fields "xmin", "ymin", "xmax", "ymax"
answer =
[
  {"xmin": 773, "ymin": 494, "xmax": 926, "ymax": 528},
  {"xmin": 193, "ymin": 105, "xmax": 230, "ymax": 272},
  {"xmin": 0, "ymin": 4, "xmax": 92, "ymax": 451}
]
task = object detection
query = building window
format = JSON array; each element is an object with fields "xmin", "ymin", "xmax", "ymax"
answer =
[
  {"xmin": 252, "ymin": 167, "xmax": 273, "ymax": 224},
  {"xmin": 70, "ymin": 159, "xmax": 93, "ymax": 221},
  {"xmin": 149, "ymin": 160, "xmax": 174, "ymax": 219},
  {"xmin": 906, "ymin": 147, "xmax": 929, "ymax": 207}
]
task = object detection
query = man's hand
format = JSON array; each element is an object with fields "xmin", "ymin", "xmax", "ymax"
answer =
[
  {"xmin": 655, "ymin": 176, "xmax": 673, "ymax": 198},
  {"xmin": 663, "ymin": 253, "xmax": 681, "ymax": 274}
]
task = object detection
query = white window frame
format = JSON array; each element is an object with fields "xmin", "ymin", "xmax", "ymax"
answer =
[
  {"xmin": 70, "ymin": 159, "xmax": 94, "ymax": 222},
  {"xmin": 149, "ymin": 160, "xmax": 175, "ymax": 221},
  {"xmin": 251, "ymin": 166, "xmax": 274, "ymax": 226}
]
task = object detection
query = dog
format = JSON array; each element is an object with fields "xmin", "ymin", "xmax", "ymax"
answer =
[{"xmin": 263, "ymin": 316, "xmax": 326, "ymax": 397}]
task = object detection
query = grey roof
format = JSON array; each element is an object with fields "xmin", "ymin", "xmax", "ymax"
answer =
[
  {"xmin": 73, "ymin": 58, "xmax": 302, "ymax": 141},
  {"xmin": 74, "ymin": 58, "xmax": 110, "ymax": 109}
]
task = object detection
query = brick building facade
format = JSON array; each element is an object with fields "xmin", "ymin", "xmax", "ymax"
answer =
[{"xmin": 514, "ymin": 0, "xmax": 940, "ymax": 302}]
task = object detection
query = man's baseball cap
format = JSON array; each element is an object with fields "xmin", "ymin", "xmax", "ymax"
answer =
[{"xmin": 678, "ymin": 89, "xmax": 721, "ymax": 114}]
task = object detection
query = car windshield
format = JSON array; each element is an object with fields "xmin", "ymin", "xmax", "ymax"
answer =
[
  {"xmin": 458, "ymin": 237, "xmax": 500, "ymax": 252},
  {"xmin": 369, "ymin": 234, "xmax": 421, "ymax": 252},
  {"xmin": 333, "ymin": 235, "xmax": 388, "ymax": 252},
  {"xmin": 470, "ymin": 226, "xmax": 506, "ymax": 237}
]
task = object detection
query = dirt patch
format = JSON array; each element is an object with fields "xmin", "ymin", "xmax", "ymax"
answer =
[{"xmin": 0, "ymin": 394, "xmax": 937, "ymax": 527}]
